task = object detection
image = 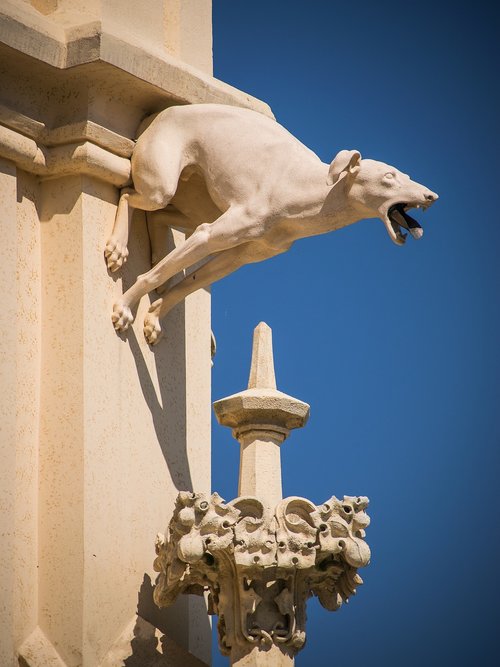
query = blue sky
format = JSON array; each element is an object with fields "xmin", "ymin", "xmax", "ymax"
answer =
[{"xmin": 210, "ymin": 2, "xmax": 499, "ymax": 666}]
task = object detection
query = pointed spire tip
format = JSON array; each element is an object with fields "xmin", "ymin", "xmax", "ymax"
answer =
[{"xmin": 248, "ymin": 322, "xmax": 277, "ymax": 390}]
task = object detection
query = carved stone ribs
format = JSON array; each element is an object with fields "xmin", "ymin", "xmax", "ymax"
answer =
[{"xmin": 154, "ymin": 491, "xmax": 370, "ymax": 657}]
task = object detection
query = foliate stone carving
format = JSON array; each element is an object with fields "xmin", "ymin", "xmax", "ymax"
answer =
[
  {"xmin": 231, "ymin": 497, "xmax": 276, "ymax": 568},
  {"xmin": 153, "ymin": 492, "xmax": 238, "ymax": 608},
  {"xmin": 107, "ymin": 104, "xmax": 438, "ymax": 345},
  {"xmin": 154, "ymin": 491, "xmax": 370, "ymax": 658},
  {"xmin": 153, "ymin": 322, "xmax": 372, "ymax": 665}
]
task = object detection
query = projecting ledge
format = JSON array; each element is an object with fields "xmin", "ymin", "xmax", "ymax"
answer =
[
  {"xmin": 0, "ymin": 3, "xmax": 273, "ymax": 119},
  {"xmin": 0, "ymin": 18, "xmax": 273, "ymax": 187},
  {"xmin": 0, "ymin": 124, "xmax": 131, "ymax": 187}
]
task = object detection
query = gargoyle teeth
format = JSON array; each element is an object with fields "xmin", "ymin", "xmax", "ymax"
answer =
[{"xmin": 388, "ymin": 203, "xmax": 423, "ymax": 241}]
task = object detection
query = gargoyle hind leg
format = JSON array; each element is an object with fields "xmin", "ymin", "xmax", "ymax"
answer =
[
  {"xmin": 143, "ymin": 243, "xmax": 269, "ymax": 345},
  {"xmin": 112, "ymin": 208, "xmax": 257, "ymax": 332}
]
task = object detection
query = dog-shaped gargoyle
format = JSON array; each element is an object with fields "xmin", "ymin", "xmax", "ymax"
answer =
[{"xmin": 105, "ymin": 104, "xmax": 438, "ymax": 344}]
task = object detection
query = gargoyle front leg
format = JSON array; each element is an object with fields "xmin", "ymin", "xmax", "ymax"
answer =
[
  {"xmin": 105, "ymin": 188, "xmax": 176, "ymax": 273},
  {"xmin": 105, "ymin": 188, "xmax": 135, "ymax": 272},
  {"xmin": 143, "ymin": 245, "xmax": 253, "ymax": 344},
  {"xmin": 143, "ymin": 241, "xmax": 282, "ymax": 345},
  {"xmin": 112, "ymin": 207, "xmax": 257, "ymax": 332}
]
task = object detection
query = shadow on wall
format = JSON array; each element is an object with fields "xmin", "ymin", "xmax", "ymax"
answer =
[
  {"xmin": 121, "ymin": 213, "xmax": 194, "ymax": 492},
  {"xmin": 123, "ymin": 574, "xmax": 209, "ymax": 667},
  {"xmin": 109, "ymin": 215, "xmax": 210, "ymax": 659}
]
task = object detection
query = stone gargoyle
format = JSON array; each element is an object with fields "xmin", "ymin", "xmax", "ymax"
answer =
[{"xmin": 105, "ymin": 104, "xmax": 438, "ymax": 344}]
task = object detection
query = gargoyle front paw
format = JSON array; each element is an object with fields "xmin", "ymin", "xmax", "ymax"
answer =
[
  {"xmin": 144, "ymin": 300, "xmax": 163, "ymax": 345},
  {"xmin": 105, "ymin": 238, "xmax": 129, "ymax": 272},
  {"xmin": 112, "ymin": 302, "xmax": 134, "ymax": 332}
]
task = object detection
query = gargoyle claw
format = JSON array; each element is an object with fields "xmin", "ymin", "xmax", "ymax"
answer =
[
  {"xmin": 105, "ymin": 238, "xmax": 129, "ymax": 272},
  {"xmin": 144, "ymin": 300, "xmax": 163, "ymax": 345},
  {"xmin": 112, "ymin": 302, "xmax": 134, "ymax": 331}
]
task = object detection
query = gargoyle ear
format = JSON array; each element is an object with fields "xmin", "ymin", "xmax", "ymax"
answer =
[{"xmin": 327, "ymin": 150, "xmax": 362, "ymax": 186}]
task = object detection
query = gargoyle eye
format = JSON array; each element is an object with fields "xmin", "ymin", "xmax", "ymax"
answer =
[{"xmin": 385, "ymin": 172, "xmax": 395, "ymax": 179}]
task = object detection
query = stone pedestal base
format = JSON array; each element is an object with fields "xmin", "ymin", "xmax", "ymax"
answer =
[
  {"xmin": 154, "ymin": 492, "xmax": 370, "ymax": 666},
  {"xmin": 230, "ymin": 644, "xmax": 294, "ymax": 667}
]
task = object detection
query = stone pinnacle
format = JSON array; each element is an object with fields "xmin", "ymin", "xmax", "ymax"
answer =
[
  {"xmin": 247, "ymin": 322, "xmax": 277, "ymax": 389},
  {"xmin": 213, "ymin": 322, "xmax": 310, "ymax": 506}
]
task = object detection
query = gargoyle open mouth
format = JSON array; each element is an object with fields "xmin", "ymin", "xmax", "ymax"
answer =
[{"xmin": 387, "ymin": 203, "xmax": 424, "ymax": 244}]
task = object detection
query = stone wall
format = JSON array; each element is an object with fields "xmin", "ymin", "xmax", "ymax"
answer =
[{"xmin": 0, "ymin": 2, "xmax": 272, "ymax": 665}]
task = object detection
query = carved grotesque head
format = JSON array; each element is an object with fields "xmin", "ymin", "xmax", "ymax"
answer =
[{"xmin": 328, "ymin": 150, "xmax": 439, "ymax": 245}]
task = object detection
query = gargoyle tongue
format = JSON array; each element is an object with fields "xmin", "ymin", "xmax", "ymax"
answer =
[{"xmin": 389, "ymin": 204, "xmax": 423, "ymax": 240}]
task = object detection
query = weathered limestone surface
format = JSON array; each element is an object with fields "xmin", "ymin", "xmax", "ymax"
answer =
[
  {"xmin": 0, "ymin": 3, "xmax": 271, "ymax": 666},
  {"xmin": 0, "ymin": 159, "xmax": 42, "ymax": 666}
]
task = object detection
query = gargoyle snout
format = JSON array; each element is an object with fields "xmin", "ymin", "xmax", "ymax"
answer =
[{"xmin": 424, "ymin": 191, "xmax": 439, "ymax": 203}]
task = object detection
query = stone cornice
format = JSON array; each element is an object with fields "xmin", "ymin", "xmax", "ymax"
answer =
[
  {"xmin": 0, "ymin": 121, "xmax": 132, "ymax": 186},
  {"xmin": 0, "ymin": 103, "xmax": 135, "ymax": 158},
  {"xmin": 0, "ymin": 3, "xmax": 272, "ymax": 118},
  {"xmin": 0, "ymin": 2, "xmax": 273, "ymax": 186}
]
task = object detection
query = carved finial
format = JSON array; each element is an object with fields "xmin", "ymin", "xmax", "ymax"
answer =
[
  {"xmin": 213, "ymin": 323, "xmax": 310, "ymax": 507},
  {"xmin": 155, "ymin": 322, "xmax": 371, "ymax": 666},
  {"xmin": 248, "ymin": 322, "xmax": 277, "ymax": 390}
]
